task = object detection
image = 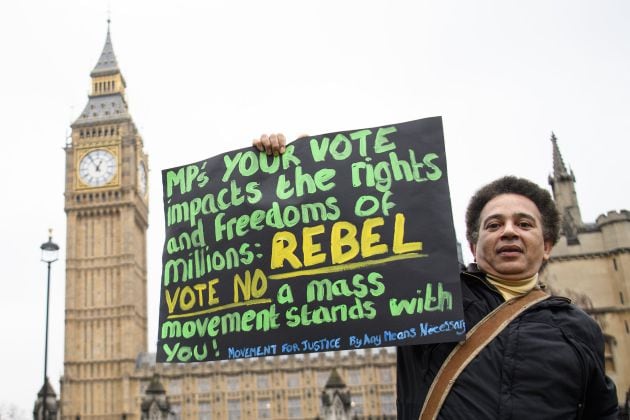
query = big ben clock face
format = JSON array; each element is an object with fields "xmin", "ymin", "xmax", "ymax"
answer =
[{"xmin": 78, "ymin": 149, "xmax": 118, "ymax": 187}]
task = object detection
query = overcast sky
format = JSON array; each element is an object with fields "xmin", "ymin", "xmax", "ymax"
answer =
[{"xmin": 1, "ymin": 0, "xmax": 629, "ymax": 416}]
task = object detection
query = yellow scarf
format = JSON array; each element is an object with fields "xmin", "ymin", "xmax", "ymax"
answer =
[{"xmin": 486, "ymin": 273, "xmax": 538, "ymax": 301}]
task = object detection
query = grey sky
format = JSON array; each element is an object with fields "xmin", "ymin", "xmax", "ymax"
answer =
[{"xmin": 1, "ymin": 0, "xmax": 629, "ymax": 415}]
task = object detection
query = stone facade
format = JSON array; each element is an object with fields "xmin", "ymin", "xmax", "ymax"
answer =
[
  {"xmin": 133, "ymin": 349, "xmax": 396, "ymax": 420},
  {"xmin": 541, "ymin": 134, "xmax": 630, "ymax": 403}
]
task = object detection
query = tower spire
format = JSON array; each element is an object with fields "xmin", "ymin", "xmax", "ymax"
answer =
[
  {"xmin": 548, "ymin": 132, "xmax": 583, "ymax": 243},
  {"xmin": 73, "ymin": 22, "xmax": 128, "ymax": 125},
  {"xmin": 91, "ymin": 20, "xmax": 119, "ymax": 77},
  {"xmin": 551, "ymin": 132, "xmax": 573, "ymax": 181}
]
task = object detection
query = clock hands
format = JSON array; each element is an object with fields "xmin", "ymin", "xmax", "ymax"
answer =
[
  {"xmin": 87, "ymin": 153, "xmax": 103, "ymax": 173},
  {"xmin": 88, "ymin": 154, "xmax": 99, "ymax": 169}
]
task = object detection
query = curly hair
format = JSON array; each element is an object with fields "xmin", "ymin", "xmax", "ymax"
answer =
[{"xmin": 465, "ymin": 176, "xmax": 560, "ymax": 245}]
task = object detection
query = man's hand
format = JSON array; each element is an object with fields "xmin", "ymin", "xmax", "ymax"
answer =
[{"xmin": 253, "ymin": 133, "xmax": 286, "ymax": 156}]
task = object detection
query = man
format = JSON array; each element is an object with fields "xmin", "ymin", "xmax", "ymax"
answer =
[
  {"xmin": 397, "ymin": 176, "xmax": 618, "ymax": 419},
  {"xmin": 253, "ymin": 135, "xmax": 618, "ymax": 419}
]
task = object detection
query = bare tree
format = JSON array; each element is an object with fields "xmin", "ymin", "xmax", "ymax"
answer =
[{"xmin": 0, "ymin": 404, "xmax": 28, "ymax": 420}]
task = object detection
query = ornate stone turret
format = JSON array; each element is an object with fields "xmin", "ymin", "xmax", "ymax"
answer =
[
  {"xmin": 320, "ymin": 368, "xmax": 352, "ymax": 420},
  {"xmin": 596, "ymin": 210, "xmax": 630, "ymax": 250},
  {"xmin": 141, "ymin": 374, "xmax": 173, "ymax": 420},
  {"xmin": 548, "ymin": 133, "xmax": 583, "ymax": 244},
  {"xmin": 33, "ymin": 378, "xmax": 59, "ymax": 420}
]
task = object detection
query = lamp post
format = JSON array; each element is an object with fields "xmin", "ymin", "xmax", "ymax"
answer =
[{"xmin": 40, "ymin": 229, "xmax": 59, "ymax": 420}]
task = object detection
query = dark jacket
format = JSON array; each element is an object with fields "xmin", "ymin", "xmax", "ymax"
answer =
[{"xmin": 396, "ymin": 265, "xmax": 618, "ymax": 419}]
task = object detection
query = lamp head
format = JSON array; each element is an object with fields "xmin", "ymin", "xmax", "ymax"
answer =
[{"xmin": 40, "ymin": 229, "xmax": 59, "ymax": 264}]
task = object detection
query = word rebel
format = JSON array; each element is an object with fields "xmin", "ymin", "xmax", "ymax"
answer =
[{"xmin": 270, "ymin": 213, "xmax": 421, "ymax": 270}]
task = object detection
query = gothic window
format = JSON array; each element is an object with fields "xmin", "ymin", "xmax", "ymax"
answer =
[
  {"xmin": 256, "ymin": 374, "xmax": 269, "ymax": 389},
  {"xmin": 257, "ymin": 399, "xmax": 271, "ymax": 419},
  {"xmin": 227, "ymin": 399, "xmax": 240, "ymax": 420},
  {"xmin": 379, "ymin": 367, "xmax": 393, "ymax": 383},
  {"xmin": 198, "ymin": 377, "xmax": 210, "ymax": 393},
  {"xmin": 198, "ymin": 402, "xmax": 211, "ymax": 420},
  {"xmin": 286, "ymin": 373, "xmax": 299, "ymax": 388},
  {"xmin": 287, "ymin": 397, "xmax": 302, "ymax": 419},
  {"xmin": 226, "ymin": 376, "xmax": 239, "ymax": 391},
  {"xmin": 352, "ymin": 394, "xmax": 364, "ymax": 416},
  {"xmin": 168, "ymin": 379, "xmax": 182, "ymax": 395},
  {"xmin": 347, "ymin": 369, "xmax": 360, "ymax": 385},
  {"xmin": 380, "ymin": 392, "xmax": 395, "ymax": 416},
  {"xmin": 603, "ymin": 335, "xmax": 616, "ymax": 373}
]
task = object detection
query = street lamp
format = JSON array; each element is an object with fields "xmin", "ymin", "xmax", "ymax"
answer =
[{"xmin": 40, "ymin": 229, "xmax": 59, "ymax": 420}]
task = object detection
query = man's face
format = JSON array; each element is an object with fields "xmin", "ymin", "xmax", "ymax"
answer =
[{"xmin": 470, "ymin": 193, "xmax": 553, "ymax": 280}]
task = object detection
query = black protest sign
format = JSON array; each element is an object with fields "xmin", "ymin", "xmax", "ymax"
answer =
[{"xmin": 157, "ymin": 116, "xmax": 464, "ymax": 363}]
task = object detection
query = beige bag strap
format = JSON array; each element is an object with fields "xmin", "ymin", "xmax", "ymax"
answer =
[{"xmin": 419, "ymin": 288, "xmax": 550, "ymax": 420}]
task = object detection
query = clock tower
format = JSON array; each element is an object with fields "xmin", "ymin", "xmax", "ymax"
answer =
[{"xmin": 61, "ymin": 22, "xmax": 149, "ymax": 420}]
